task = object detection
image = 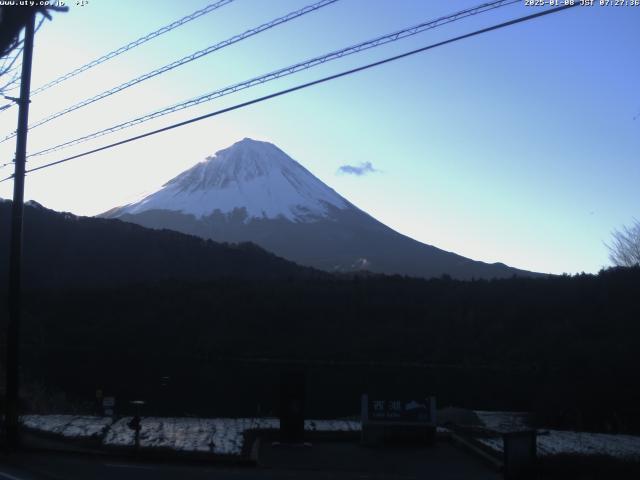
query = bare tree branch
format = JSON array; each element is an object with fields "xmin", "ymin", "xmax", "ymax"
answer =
[{"xmin": 607, "ymin": 219, "xmax": 640, "ymax": 267}]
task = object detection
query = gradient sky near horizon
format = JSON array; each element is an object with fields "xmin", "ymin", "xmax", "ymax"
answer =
[{"xmin": 0, "ymin": 0, "xmax": 638, "ymax": 275}]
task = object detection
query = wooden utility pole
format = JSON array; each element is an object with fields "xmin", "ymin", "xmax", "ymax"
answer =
[{"xmin": 5, "ymin": 10, "xmax": 36, "ymax": 449}]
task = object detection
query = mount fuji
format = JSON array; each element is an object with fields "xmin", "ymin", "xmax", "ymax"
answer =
[{"xmin": 102, "ymin": 138, "xmax": 536, "ymax": 279}]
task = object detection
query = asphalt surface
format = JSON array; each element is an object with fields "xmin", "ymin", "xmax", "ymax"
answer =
[{"xmin": 0, "ymin": 442, "xmax": 501, "ymax": 480}]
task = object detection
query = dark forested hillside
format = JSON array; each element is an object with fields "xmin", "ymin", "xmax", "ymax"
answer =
[
  {"xmin": 1, "ymin": 200, "xmax": 639, "ymax": 433},
  {"xmin": 0, "ymin": 200, "xmax": 319, "ymax": 289},
  {"xmin": 14, "ymin": 265, "xmax": 640, "ymax": 433}
]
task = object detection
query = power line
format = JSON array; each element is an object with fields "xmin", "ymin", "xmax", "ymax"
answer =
[
  {"xmin": 0, "ymin": 0, "xmax": 339, "ymax": 144},
  {"xmin": 26, "ymin": 0, "xmax": 519, "ymax": 159},
  {"xmin": 0, "ymin": 3, "xmax": 578, "ymax": 184},
  {"xmin": 29, "ymin": 0, "xmax": 235, "ymax": 97}
]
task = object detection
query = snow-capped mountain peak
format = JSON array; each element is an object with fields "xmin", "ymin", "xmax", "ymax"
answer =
[
  {"xmin": 102, "ymin": 138, "xmax": 538, "ymax": 280},
  {"xmin": 118, "ymin": 138, "xmax": 349, "ymax": 221}
]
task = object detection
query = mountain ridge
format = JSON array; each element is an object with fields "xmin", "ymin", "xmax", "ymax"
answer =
[
  {"xmin": 102, "ymin": 138, "xmax": 543, "ymax": 280},
  {"xmin": 0, "ymin": 200, "xmax": 320, "ymax": 290}
]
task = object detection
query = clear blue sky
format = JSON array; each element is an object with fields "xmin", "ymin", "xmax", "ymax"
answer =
[{"xmin": 0, "ymin": 0, "xmax": 638, "ymax": 275}]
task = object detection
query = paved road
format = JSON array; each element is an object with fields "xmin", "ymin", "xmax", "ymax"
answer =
[
  {"xmin": 0, "ymin": 443, "xmax": 501, "ymax": 480},
  {"xmin": 259, "ymin": 441, "xmax": 501, "ymax": 479}
]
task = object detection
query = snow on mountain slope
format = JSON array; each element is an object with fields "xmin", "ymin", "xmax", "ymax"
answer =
[
  {"xmin": 103, "ymin": 137, "xmax": 540, "ymax": 279},
  {"xmin": 117, "ymin": 138, "xmax": 349, "ymax": 222}
]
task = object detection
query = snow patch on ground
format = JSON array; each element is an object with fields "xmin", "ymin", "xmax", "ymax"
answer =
[
  {"xmin": 474, "ymin": 411, "xmax": 640, "ymax": 461},
  {"xmin": 21, "ymin": 415, "xmax": 112, "ymax": 438},
  {"xmin": 478, "ymin": 430, "xmax": 640, "ymax": 460},
  {"xmin": 475, "ymin": 410, "xmax": 531, "ymax": 433},
  {"xmin": 304, "ymin": 419, "xmax": 361, "ymax": 432},
  {"xmin": 105, "ymin": 417, "xmax": 360, "ymax": 455},
  {"xmin": 24, "ymin": 416, "xmax": 360, "ymax": 456},
  {"xmin": 105, "ymin": 417, "xmax": 259, "ymax": 455},
  {"xmin": 27, "ymin": 413, "xmax": 640, "ymax": 461}
]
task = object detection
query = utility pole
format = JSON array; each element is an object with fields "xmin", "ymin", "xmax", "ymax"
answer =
[{"xmin": 5, "ymin": 11, "xmax": 36, "ymax": 449}]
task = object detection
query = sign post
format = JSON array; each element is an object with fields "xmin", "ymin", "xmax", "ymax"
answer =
[
  {"xmin": 503, "ymin": 430, "xmax": 537, "ymax": 479},
  {"xmin": 278, "ymin": 370, "xmax": 306, "ymax": 445}
]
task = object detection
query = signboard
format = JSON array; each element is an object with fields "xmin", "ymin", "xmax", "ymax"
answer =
[
  {"xmin": 101, "ymin": 397, "xmax": 116, "ymax": 417},
  {"xmin": 362, "ymin": 395, "xmax": 436, "ymax": 424}
]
